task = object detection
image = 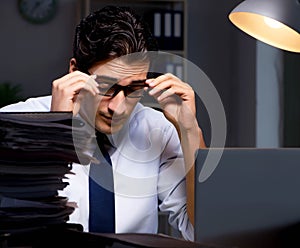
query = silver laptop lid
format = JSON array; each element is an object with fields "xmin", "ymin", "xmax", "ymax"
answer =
[{"xmin": 195, "ymin": 148, "xmax": 300, "ymax": 248}]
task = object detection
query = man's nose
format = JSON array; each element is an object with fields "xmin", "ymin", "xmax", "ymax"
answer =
[{"xmin": 107, "ymin": 90, "xmax": 127, "ymax": 114}]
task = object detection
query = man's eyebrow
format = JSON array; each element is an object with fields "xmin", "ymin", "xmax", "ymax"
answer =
[
  {"xmin": 94, "ymin": 75, "xmax": 147, "ymax": 85},
  {"xmin": 94, "ymin": 75, "xmax": 118, "ymax": 83}
]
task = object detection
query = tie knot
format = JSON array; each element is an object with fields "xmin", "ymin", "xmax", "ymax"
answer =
[
  {"xmin": 94, "ymin": 131, "xmax": 112, "ymax": 166},
  {"xmin": 95, "ymin": 131, "xmax": 111, "ymax": 147}
]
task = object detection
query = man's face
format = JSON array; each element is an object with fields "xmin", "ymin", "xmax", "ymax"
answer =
[{"xmin": 87, "ymin": 58, "xmax": 149, "ymax": 134}]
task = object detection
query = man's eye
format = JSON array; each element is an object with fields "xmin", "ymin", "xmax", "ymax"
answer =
[{"xmin": 128, "ymin": 86, "xmax": 144, "ymax": 91}]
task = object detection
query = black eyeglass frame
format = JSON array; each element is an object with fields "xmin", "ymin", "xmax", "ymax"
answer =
[{"xmin": 94, "ymin": 75, "xmax": 148, "ymax": 99}]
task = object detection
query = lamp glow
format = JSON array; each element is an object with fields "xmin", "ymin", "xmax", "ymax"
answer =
[
  {"xmin": 263, "ymin": 17, "xmax": 284, "ymax": 29},
  {"xmin": 229, "ymin": 0, "xmax": 300, "ymax": 53}
]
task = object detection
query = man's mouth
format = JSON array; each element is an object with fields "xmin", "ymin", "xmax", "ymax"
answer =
[{"xmin": 100, "ymin": 113, "xmax": 126, "ymax": 125}]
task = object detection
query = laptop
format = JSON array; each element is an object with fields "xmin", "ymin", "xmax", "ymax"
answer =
[{"xmin": 194, "ymin": 148, "xmax": 300, "ymax": 248}]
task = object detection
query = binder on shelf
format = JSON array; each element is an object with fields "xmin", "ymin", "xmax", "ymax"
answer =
[
  {"xmin": 153, "ymin": 12, "xmax": 161, "ymax": 37},
  {"xmin": 171, "ymin": 10, "xmax": 184, "ymax": 50},
  {"xmin": 145, "ymin": 10, "xmax": 184, "ymax": 51},
  {"xmin": 166, "ymin": 63, "xmax": 175, "ymax": 74},
  {"xmin": 175, "ymin": 63, "xmax": 183, "ymax": 79},
  {"xmin": 165, "ymin": 63, "xmax": 184, "ymax": 80},
  {"xmin": 174, "ymin": 12, "xmax": 182, "ymax": 38},
  {"xmin": 164, "ymin": 12, "xmax": 172, "ymax": 37}
]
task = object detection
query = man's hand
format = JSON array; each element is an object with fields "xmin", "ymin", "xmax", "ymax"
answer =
[
  {"xmin": 50, "ymin": 71, "xmax": 99, "ymax": 114},
  {"xmin": 146, "ymin": 73, "xmax": 198, "ymax": 134}
]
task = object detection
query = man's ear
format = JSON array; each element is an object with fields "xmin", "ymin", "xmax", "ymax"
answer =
[{"xmin": 69, "ymin": 58, "xmax": 77, "ymax": 73}]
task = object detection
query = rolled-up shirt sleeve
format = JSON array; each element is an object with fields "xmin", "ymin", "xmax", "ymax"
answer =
[
  {"xmin": 157, "ymin": 124, "xmax": 194, "ymax": 241},
  {"xmin": 0, "ymin": 96, "xmax": 51, "ymax": 112}
]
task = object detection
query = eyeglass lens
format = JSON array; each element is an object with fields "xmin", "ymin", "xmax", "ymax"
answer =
[{"xmin": 94, "ymin": 75, "xmax": 146, "ymax": 98}]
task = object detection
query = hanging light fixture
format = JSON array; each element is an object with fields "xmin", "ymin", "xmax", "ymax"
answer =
[{"xmin": 228, "ymin": 0, "xmax": 300, "ymax": 53}]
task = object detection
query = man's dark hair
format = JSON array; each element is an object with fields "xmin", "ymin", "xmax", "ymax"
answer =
[{"xmin": 73, "ymin": 5, "xmax": 158, "ymax": 72}]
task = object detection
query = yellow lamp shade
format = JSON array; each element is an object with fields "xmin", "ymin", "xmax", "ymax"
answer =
[{"xmin": 229, "ymin": 0, "xmax": 300, "ymax": 53}]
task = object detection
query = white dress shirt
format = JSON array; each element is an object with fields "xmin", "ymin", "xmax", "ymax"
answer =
[{"xmin": 0, "ymin": 95, "xmax": 194, "ymax": 241}]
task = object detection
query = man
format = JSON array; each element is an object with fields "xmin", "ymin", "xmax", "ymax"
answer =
[{"xmin": 1, "ymin": 6, "xmax": 205, "ymax": 240}]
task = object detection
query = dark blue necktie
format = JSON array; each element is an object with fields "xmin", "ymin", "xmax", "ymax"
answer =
[{"xmin": 89, "ymin": 132, "xmax": 115, "ymax": 233}]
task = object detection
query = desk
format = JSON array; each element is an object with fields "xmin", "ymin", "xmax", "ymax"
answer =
[{"xmin": 0, "ymin": 224, "xmax": 226, "ymax": 248}]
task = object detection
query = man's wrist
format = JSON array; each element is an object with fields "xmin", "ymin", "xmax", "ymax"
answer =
[{"xmin": 180, "ymin": 124, "xmax": 206, "ymax": 149}]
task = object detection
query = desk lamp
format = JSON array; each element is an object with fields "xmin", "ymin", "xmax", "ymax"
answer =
[{"xmin": 228, "ymin": 0, "xmax": 300, "ymax": 53}]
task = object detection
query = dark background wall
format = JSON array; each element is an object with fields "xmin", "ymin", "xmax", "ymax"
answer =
[
  {"xmin": 187, "ymin": 0, "xmax": 256, "ymax": 147},
  {"xmin": 0, "ymin": 0, "xmax": 79, "ymax": 98}
]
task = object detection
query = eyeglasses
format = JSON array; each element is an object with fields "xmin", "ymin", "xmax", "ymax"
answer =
[{"xmin": 93, "ymin": 75, "xmax": 147, "ymax": 98}]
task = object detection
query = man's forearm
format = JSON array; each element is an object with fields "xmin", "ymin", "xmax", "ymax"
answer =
[{"xmin": 180, "ymin": 125, "xmax": 206, "ymax": 226}]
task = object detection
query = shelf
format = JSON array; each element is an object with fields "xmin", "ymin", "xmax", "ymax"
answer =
[{"xmin": 78, "ymin": 0, "xmax": 187, "ymax": 57}]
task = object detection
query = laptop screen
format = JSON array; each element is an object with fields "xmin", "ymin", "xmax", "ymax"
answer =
[{"xmin": 194, "ymin": 148, "xmax": 300, "ymax": 248}]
